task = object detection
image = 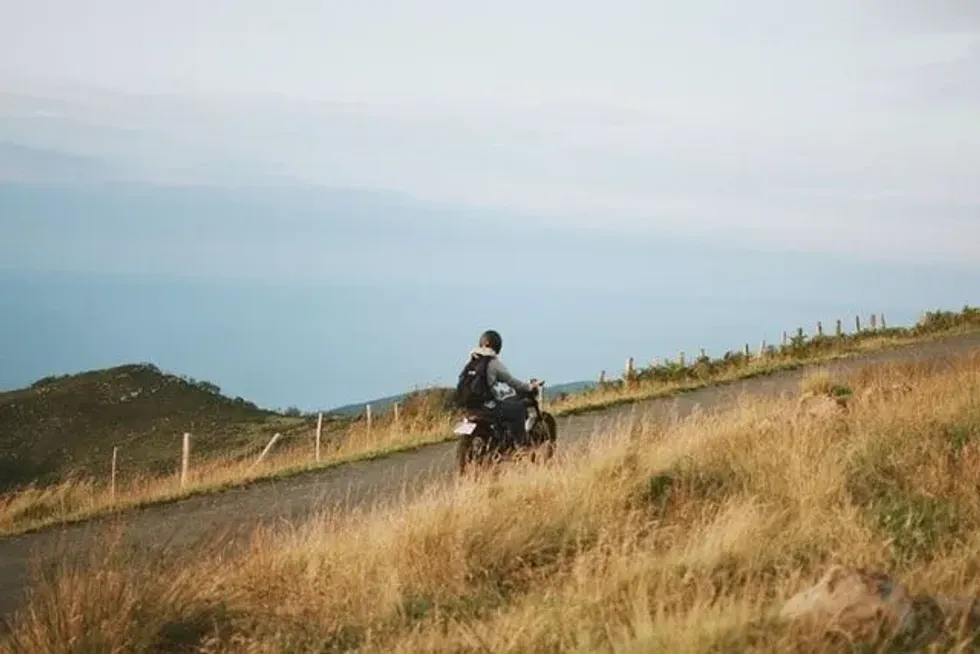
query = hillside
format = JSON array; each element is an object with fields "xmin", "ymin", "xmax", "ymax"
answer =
[
  {"xmin": 0, "ymin": 357, "xmax": 590, "ymax": 496},
  {"xmin": 0, "ymin": 363, "xmax": 323, "ymax": 492}
]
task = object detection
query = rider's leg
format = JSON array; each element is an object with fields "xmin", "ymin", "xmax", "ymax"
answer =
[{"xmin": 496, "ymin": 398, "xmax": 528, "ymax": 447}]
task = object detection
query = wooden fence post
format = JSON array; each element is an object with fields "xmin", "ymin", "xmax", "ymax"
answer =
[
  {"xmin": 743, "ymin": 343, "xmax": 750, "ymax": 359},
  {"xmin": 870, "ymin": 314, "xmax": 877, "ymax": 330},
  {"xmin": 393, "ymin": 402, "xmax": 400, "ymax": 426},
  {"xmin": 816, "ymin": 321, "xmax": 823, "ymax": 337},
  {"xmin": 624, "ymin": 356, "xmax": 635, "ymax": 384},
  {"xmin": 836, "ymin": 319, "xmax": 843, "ymax": 337},
  {"xmin": 248, "ymin": 433, "xmax": 282, "ymax": 472},
  {"xmin": 796, "ymin": 327, "xmax": 804, "ymax": 341},
  {"xmin": 181, "ymin": 432, "xmax": 190, "ymax": 488},
  {"xmin": 315, "ymin": 412, "xmax": 322, "ymax": 462},
  {"xmin": 782, "ymin": 331, "xmax": 788, "ymax": 346},
  {"xmin": 111, "ymin": 446, "xmax": 118, "ymax": 502},
  {"xmin": 855, "ymin": 315, "xmax": 862, "ymax": 333},
  {"xmin": 880, "ymin": 313, "xmax": 887, "ymax": 329},
  {"xmin": 599, "ymin": 370, "xmax": 606, "ymax": 384},
  {"xmin": 366, "ymin": 404, "xmax": 373, "ymax": 433}
]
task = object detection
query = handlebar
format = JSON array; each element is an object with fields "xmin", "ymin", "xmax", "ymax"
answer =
[{"xmin": 518, "ymin": 380, "xmax": 545, "ymax": 400}]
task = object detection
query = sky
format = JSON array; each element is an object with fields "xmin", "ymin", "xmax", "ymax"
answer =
[
  {"xmin": 1, "ymin": 1, "xmax": 979, "ymax": 408},
  {"xmin": 2, "ymin": 1, "xmax": 979, "ymax": 261}
]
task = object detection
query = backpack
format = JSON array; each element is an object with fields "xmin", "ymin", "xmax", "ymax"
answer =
[{"xmin": 453, "ymin": 354, "xmax": 495, "ymax": 409}]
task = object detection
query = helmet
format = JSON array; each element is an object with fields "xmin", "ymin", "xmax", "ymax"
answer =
[{"xmin": 479, "ymin": 329, "xmax": 503, "ymax": 354}]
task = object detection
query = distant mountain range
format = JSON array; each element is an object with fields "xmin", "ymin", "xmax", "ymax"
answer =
[{"xmin": 327, "ymin": 380, "xmax": 596, "ymax": 417}]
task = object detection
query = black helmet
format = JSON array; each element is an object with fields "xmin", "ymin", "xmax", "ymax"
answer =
[{"xmin": 479, "ymin": 329, "xmax": 502, "ymax": 353}]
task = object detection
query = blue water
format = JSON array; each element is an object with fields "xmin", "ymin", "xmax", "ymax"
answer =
[
  {"xmin": 2, "ymin": 181, "xmax": 978, "ymax": 410},
  {"xmin": 1, "ymin": 267, "xmax": 975, "ymax": 412}
]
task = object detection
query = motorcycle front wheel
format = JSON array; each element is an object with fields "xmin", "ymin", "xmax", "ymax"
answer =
[{"xmin": 527, "ymin": 412, "xmax": 557, "ymax": 463}]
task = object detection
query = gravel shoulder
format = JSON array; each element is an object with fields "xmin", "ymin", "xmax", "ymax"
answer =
[{"xmin": 2, "ymin": 331, "xmax": 978, "ymax": 624}]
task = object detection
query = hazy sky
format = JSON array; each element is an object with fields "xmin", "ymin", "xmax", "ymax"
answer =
[
  {"xmin": 2, "ymin": 1, "xmax": 980, "ymax": 407},
  {"xmin": 2, "ymin": 0, "xmax": 979, "ymax": 266}
]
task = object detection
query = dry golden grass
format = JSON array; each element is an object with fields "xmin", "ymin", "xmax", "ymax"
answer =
[
  {"xmin": 0, "ymin": 400, "xmax": 454, "ymax": 537},
  {"xmin": 5, "ymin": 347, "xmax": 980, "ymax": 652},
  {"xmin": 544, "ymin": 326, "xmax": 957, "ymax": 417}
]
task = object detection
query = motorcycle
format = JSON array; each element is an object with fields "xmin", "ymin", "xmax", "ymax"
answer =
[{"xmin": 452, "ymin": 380, "xmax": 558, "ymax": 476}]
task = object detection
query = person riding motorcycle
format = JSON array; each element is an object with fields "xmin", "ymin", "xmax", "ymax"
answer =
[{"xmin": 463, "ymin": 329, "xmax": 541, "ymax": 448}]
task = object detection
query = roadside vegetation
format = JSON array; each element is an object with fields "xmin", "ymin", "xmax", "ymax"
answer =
[
  {"xmin": 5, "ymin": 333, "xmax": 980, "ymax": 651},
  {"xmin": 0, "ymin": 306, "xmax": 978, "ymax": 538}
]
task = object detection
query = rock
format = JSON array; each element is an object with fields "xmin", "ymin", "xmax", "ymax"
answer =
[
  {"xmin": 780, "ymin": 565, "xmax": 917, "ymax": 637},
  {"xmin": 780, "ymin": 565, "xmax": 980, "ymax": 642}
]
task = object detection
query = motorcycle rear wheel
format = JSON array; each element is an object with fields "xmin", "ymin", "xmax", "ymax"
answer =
[{"xmin": 455, "ymin": 432, "xmax": 489, "ymax": 476}]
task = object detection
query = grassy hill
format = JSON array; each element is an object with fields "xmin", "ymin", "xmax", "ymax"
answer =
[
  {"xmin": 0, "ymin": 363, "xmax": 338, "ymax": 492},
  {"xmin": 0, "ymin": 358, "xmax": 589, "ymax": 501}
]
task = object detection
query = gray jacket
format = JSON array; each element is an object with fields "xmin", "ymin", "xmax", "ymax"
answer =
[{"xmin": 468, "ymin": 346, "xmax": 532, "ymax": 400}]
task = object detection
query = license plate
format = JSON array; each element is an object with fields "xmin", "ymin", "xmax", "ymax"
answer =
[{"xmin": 453, "ymin": 420, "xmax": 477, "ymax": 436}]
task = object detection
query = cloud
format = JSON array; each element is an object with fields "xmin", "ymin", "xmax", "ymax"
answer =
[
  {"xmin": 1, "ymin": 1, "xmax": 977, "ymax": 264},
  {"xmin": 0, "ymin": 142, "xmax": 119, "ymax": 182}
]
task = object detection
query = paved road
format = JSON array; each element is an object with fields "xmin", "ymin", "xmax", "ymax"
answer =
[{"xmin": 1, "ymin": 331, "xmax": 979, "ymax": 625}]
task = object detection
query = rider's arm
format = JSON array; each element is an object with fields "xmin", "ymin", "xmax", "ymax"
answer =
[{"xmin": 492, "ymin": 358, "xmax": 532, "ymax": 393}]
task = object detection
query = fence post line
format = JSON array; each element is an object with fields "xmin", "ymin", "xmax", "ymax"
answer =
[
  {"xmin": 181, "ymin": 432, "xmax": 190, "ymax": 488},
  {"xmin": 249, "ymin": 433, "xmax": 282, "ymax": 472},
  {"xmin": 111, "ymin": 446, "xmax": 118, "ymax": 502},
  {"xmin": 315, "ymin": 412, "xmax": 323, "ymax": 462}
]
